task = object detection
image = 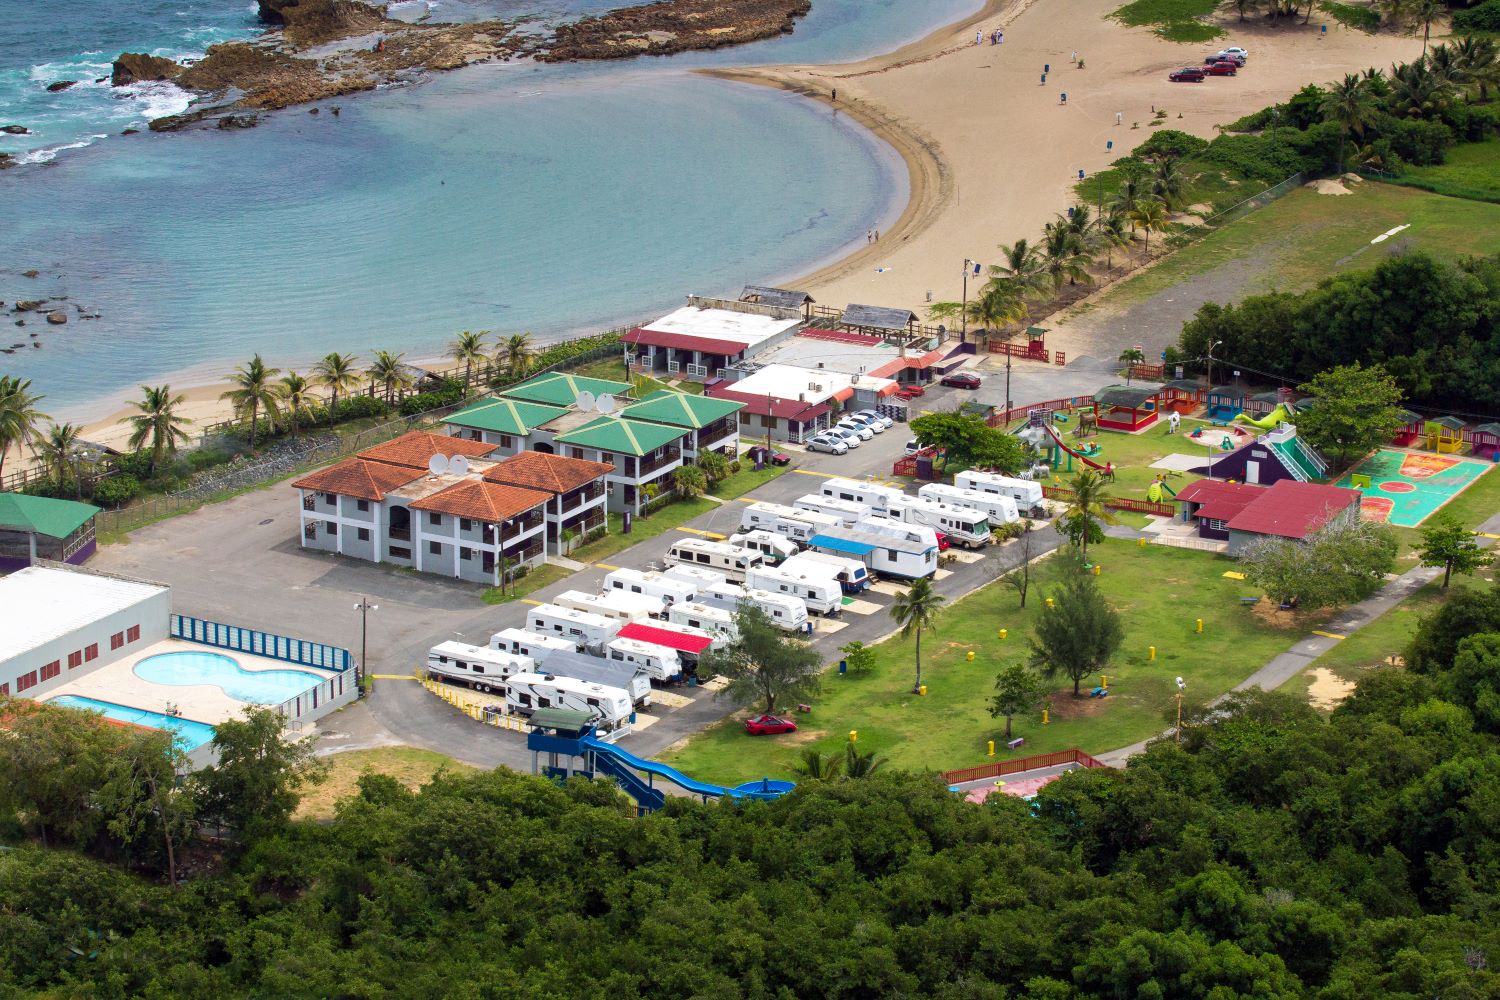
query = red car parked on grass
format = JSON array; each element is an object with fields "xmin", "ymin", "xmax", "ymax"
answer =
[
  {"xmin": 1169, "ymin": 67, "xmax": 1206, "ymax": 82},
  {"xmin": 745, "ymin": 714, "xmax": 798, "ymax": 736}
]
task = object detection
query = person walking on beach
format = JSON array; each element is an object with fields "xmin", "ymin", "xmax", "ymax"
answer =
[
  {"xmin": 832, "ymin": 88, "xmax": 837, "ymax": 102},
  {"xmin": 1115, "ymin": 111, "xmax": 1122, "ymax": 125},
  {"xmin": 976, "ymin": 30, "xmax": 983, "ymax": 45},
  {"xmin": 1071, "ymin": 50, "xmax": 1077, "ymax": 63},
  {"xmin": 874, "ymin": 229, "xmax": 880, "ymax": 242}
]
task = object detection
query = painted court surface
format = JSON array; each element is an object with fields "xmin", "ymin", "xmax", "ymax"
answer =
[{"xmin": 1337, "ymin": 449, "xmax": 1490, "ymax": 526}]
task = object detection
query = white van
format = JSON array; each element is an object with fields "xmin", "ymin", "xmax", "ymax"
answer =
[
  {"xmin": 603, "ymin": 567, "xmax": 697, "ymax": 606},
  {"xmin": 607, "ymin": 636, "xmax": 683, "ymax": 683},
  {"xmin": 554, "ymin": 589, "xmax": 663, "ymax": 623},
  {"xmin": 955, "ymin": 470, "xmax": 1045, "ymax": 513},
  {"xmin": 661, "ymin": 563, "xmax": 730, "ymax": 591},
  {"xmin": 667, "ymin": 601, "xmax": 739, "ymax": 642},
  {"xmin": 727, "ymin": 529, "xmax": 799, "ymax": 565},
  {"xmin": 781, "ymin": 551, "xmax": 871, "ymax": 593},
  {"xmin": 504, "ymin": 672, "xmax": 632, "ymax": 732},
  {"xmin": 489, "ymin": 627, "xmax": 574, "ymax": 665},
  {"xmin": 820, "ymin": 476, "xmax": 906, "ymax": 515},
  {"xmin": 794, "ymin": 493, "xmax": 875, "ymax": 527},
  {"xmin": 888, "ymin": 495, "xmax": 992, "ymax": 549},
  {"xmin": 541, "ymin": 650, "xmax": 652, "ymax": 708},
  {"xmin": 919, "ymin": 483, "xmax": 1021, "ymax": 528},
  {"xmin": 526, "ymin": 603, "xmax": 622, "ymax": 652},
  {"xmin": 746, "ymin": 564, "xmax": 842, "ymax": 616},
  {"xmin": 426, "ymin": 641, "xmax": 532, "ymax": 693},
  {"xmin": 740, "ymin": 501, "xmax": 842, "ymax": 544},
  {"xmin": 663, "ymin": 538, "xmax": 764, "ymax": 582}
]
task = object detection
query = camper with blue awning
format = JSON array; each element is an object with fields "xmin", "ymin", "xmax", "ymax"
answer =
[{"xmin": 807, "ymin": 525, "xmax": 937, "ymax": 580}]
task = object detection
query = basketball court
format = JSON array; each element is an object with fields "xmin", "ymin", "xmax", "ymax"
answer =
[{"xmin": 1336, "ymin": 449, "xmax": 1490, "ymax": 526}]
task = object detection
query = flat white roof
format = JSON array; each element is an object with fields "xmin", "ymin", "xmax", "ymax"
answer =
[
  {"xmin": 0, "ymin": 566, "xmax": 168, "ymax": 663},
  {"xmin": 729, "ymin": 364, "xmax": 896, "ymax": 403},
  {"xmin": 644, "ymin": 306, "xmax": 800, "ymax": 348}
]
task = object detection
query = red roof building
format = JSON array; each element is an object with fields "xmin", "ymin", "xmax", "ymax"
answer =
[
  {"xmin": 1175, "ymin": 480, "xmax": 1262, "ymax": 541},
  {"xmin": 1226, "ymin": 480, "xmax": 1361, "ymax": 541},
  {"xmin": 291, "ymin": 458, "xmax": 421, "ymax": 502},
  {"xmin": 357, "ymin": 431, "xmax": 496, "ymax": 470}
]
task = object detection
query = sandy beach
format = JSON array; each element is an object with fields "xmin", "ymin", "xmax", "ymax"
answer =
[{"xmin": 47, "ymin": 0, "xmax": 1424, "ymax": 463}]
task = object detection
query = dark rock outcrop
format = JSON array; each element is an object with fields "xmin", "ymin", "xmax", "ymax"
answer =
[
  {"xmin": 217, "ymin": 114, "xmax": 260, "ymax": 129},
  {"xmin": 46, "ymin": 80, "xmax": 77, "ymax": 92},
  {"xmin": 1, "ymin": 125, "xmax": 29, "ymax": 135},
  {"xmin": 543, "ymin": 0, "xmax": 811, "ymax": 62},
  {"xmin": 112, "ymin": 53, "xmax": 184, "ymax": 87},
  {"xmin": 0, "ymin": 154, "xmax": 14, "ymax": 170},
  {"xmin": 46, "ymin": 311, "xmax": 67, "ymax": 325}
]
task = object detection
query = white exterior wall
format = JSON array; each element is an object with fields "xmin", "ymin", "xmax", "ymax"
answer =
[{"xmin": 2, "ymin": 587, "xmax": 171, "ymax": 699}]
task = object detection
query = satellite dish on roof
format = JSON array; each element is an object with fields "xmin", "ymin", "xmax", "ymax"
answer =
[
  {"xmin": 427, "ymin": 454, "xmax": 447, "ymax": 476},
  {"xmin": 597, "ymin": 393, "xmax": 617, "ymax": 415},
  {"xmin": 449, "ymin": 455, "xmax": 470, "ymax": 477},
  {"xmin": 575, "ymin": 390, "xmax": 597, "ymax": 412}
]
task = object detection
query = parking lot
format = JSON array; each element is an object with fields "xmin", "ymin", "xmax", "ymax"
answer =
[{"xmin": 90, "ymin": 372, "xmax": 1069, "ymax": 770}]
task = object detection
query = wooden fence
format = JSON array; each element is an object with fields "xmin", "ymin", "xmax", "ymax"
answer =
[
  {"xmin": 1042, "ymin": 485, "xmax": 1175, "ymax": 518},
  {"xmin": 942, "ymin": 748, "xmax": 1108, "ymax": 786}
]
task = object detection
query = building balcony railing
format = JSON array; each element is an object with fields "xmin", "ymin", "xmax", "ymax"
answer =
[
  {"xmin": 633, "ymin": 447, "xmax": 682, "ymax": 478},
  {"xmin": 389, "ymin": 526, "xmax": 412, "ymax": 542}
]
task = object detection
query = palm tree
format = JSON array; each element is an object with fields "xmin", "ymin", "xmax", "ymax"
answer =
[
  {"xmin": 501, "ymin": 332, "xmax": 534, "ymax": 380},
  {"xmin": 843, "ymin": 742, "xmax": 886, "ymax": 779},
  {"xmin": 1426, "ymin": 44, "xmax": 1468, "ymax": 89},
  {"xmin": 280, "ymin": 372, "xmax": 313, "ymax": 438},
  {"xmin": 313, "ymin": 352, "xmax": 362, "ymax": 427},
  {"xmin": 890, "ymin": 576, "xmax": 945, "ymax": 694},
  {"xmin": 989, "ymin": 238, "xmax": 1050, "ymax": 299},
  {"xmin": 0, "ymin": 375, "xmax": 47, "ymax": 482},
  {"xmin": 34, "ymin": 422, "xmax": 82, "ymax": 490},
  {"xmin": 1408, "ymin": 0, "xmax": 1445, "ymax": 55},
  {"xmin": 1097, "ymin": 209, "xmax": 1131, "ymax": 269},
  {"xmin": 791, "ymin": 747, "xmax": 844, "ymax": 781},
  {"xmin": 1061, "ymin": 468, "xmax": 1119, "ymax": 565},
  {"xmin": 1041, "ymin": 220, "xmax": 1093, "ymax": 288},
  {"xmin": 125, "ymin": 385, "xmax": 191, "ymax": 476},
  {"xmin": 1389, "ymin": 59, "xmax": 1453, "ymax": 119},
  {"xmin": 220, "ymin": 355, "xmax": 283, "ymax": 450},
  {"xmin": 1119, "ymin": 347, "xmax": 1146, "ymax": 385},
  {"xmin": 1150, "ymin": 158, "xmax": 1186, "ymax": 210},
  {"xmin": 1453, "ymin": 36, "xmax": 1499, "ymax": 102},
  {"xmin": 1127, "ymin": 197, "xmax": 1170, "ymax": 253},
  {"xmin": 449, "ymin": 329, "xmax": 488, "ymax": 392},
  {"xmin": 1108, "ymin": 171, "xmax": 1147, "ymax": 229},
  {"xmin": 367, "ymin": 350, "xmax": 413, "ymax": 406},
  {"xmin": 1321, "ymin": 73, "xmax": 1380, "ymax": 172}
]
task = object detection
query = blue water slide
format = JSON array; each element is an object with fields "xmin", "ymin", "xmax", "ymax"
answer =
[{"xmin": 579, "ymin": 735, "xmax": 795, "ymax": 804}]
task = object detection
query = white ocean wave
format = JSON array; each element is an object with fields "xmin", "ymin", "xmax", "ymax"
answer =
[{"xmin": 15, "ymin": 139, "xmax": 97, "ymax": 164}]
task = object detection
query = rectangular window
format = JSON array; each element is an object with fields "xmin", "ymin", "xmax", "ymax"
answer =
[
  {"xmin": 888, "ymin": 549, "xmax": 899, "ymax": 559},
  {"xmin": 500, "ymin": 435, "xmax": 514, "ymax": 449},
  {"xmin": 357, "ymin": 528, "xmax": 371, "ymax": 542},
  {"xmin": 0, "ymin": 683, "xmax": 7, "ymax": 696},
  {"xmin": 84, "ymin": 644, "xmax": 99, "ymax": 662},
  {"xmin": 15, "ymin": 671, "xmax": 38, "ymax": 692},
  {"xmin": 304, "ymin": 523, "xmax": 317, "ymax": 541},
  {"xmin": 127, "ymin": 625, "xmax": 140, "ymax": 642},
  {"xmin": 110, "ymin": 632, "xmax": 125, "ymax": 650},
  {"xmin": 327, "ymin": 521, "xmax": 338, "ymax": 536},
  {"xmin": 68, "ymin": 650, "xmax": 83, "ymax": 669},
  {"xmin": 471, "ymin": 664, "xmax": 485, "ymax": 675},
  {"xmin": 323, "ymin": 492, "xmax": 337, "ymax": 505},
  {"xmin": 428, "ymin": 512, "xmax": 443, "ymax": 527},
  {"xmin": 41, "ymin": 661, "xmax": 61, "ymax": 681},
  {"xmin": 429, "ymin": 540, "xmax": 442, "ymax": 555},
  {"xmin": 460, "ymin": 518, "xmax": 473, "ymax": 531},
  {"xmin": 356, "ymin": 499, "xmax": 370, "ymax": 513},
  {"xmin": 460, "ymin": 547, "xmax": 473, "ymax": 561},
  {"xmin": 390, "ymin": 546, "xmax": 411, "ymax": 559}
]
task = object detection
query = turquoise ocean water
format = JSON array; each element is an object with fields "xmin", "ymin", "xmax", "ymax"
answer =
[{"xmin": 0, "ymin": 0, "xmax": 980, "ymax": 416}]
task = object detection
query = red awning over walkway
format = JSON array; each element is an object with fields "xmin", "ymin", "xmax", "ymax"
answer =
[{"xmin": 618, "ymin": 622, "xmax": 715, "ymax": 655}]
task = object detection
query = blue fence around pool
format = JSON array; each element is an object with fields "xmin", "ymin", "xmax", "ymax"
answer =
[{"xmin": 170, "ymin": 614, "xmax": 355, "ymax": 673}]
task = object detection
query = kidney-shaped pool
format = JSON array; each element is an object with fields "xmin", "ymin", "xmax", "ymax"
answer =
[{"xmin": 134, "ymin": 651, "xmax": 323, "ymax": 704}]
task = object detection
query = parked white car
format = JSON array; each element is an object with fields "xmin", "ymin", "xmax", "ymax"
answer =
[
  {"xmin": 806, "ymin": 432, "xmax": 850, "ymax": 455},
  {"xmin": 1223, "ymin": 45, "xmax": 1248, "ymax": 59},
  {"xmin": 858, "ymin": 409, "xmax": 894, "ymax": 430},
  {"xmin": 834, "ymin": 418, "xmax": 875, "ymax": 441},
  {"xmin": 847, "ymin": 411, "xmax": 888, "ymax": 433},
  {"xmin": 826, "ymin": 427, "xmax": 864, "ymax": 449}
]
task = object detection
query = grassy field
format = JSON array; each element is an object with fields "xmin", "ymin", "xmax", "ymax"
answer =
[
  {"xmin": 1394, "ymin": 137, "xmax": 1500, "ymax": 204},
  {"xmin": 712, "ymin": 463, "xmax": 787, "ymax": 500},
  {"xmin": 1296, "ymin": 581, "xmax": 1444, "ymax": 702},
  {"xmin": 482, "ymin": 563, "xmax": 575, "ymax": 604},
  {"xmin": 1110, "ymin": 0, "xmax": 1224, "ymax": 41},
  {"xmin": 569, "ymin": 499, "xmax": 720, "ymax": 564},
  {"xmin": 568, "ymin": 358, "xmax": 704, "ymax": 395},
  {"xmin": 660, "ymin": 542, "xmax": 1306, "ymax": 784},
  {"xmin": 295, "ymin": 746, "xmax": 473, "ymax": 821}
]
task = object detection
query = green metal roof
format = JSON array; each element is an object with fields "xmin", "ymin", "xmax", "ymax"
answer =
[
  {"xmin": 500, "ymin": 372, "xmax": 632, "ymax": 408},
  {"xmin": 0, "ymin": 493, "xmax": 100, "ymax": 539},
  {"xmin": 1427, "ymin": 415, "xmax": 1468, "ymax": 431},
  {"xmin": 443, "ymin": 397, "xmax": 568, "ymax": 435},
  {"xmin": 621, "ymin": 389, "xmax": 742, "ymax": 429},
  {"xmin": 556, "ymin": 416, "xmax": 686, "ymax": 457}
]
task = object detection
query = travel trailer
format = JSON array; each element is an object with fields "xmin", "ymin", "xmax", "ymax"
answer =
[
  {"xmin": 808, "ymin": 525, "xmax": 938, "ymax": 580},
  {"xmin": 745, "ymin": 564, "xmax": 842, "ymax": 616},
  {"xmin": 696, "ymin": 578, "xmax": 811, "ymax": 632},
  {"xmin": 740, "ymin": 501, "xmax": 843, "ymax": 543},
  {"xmin": 606, "ymin": 636, "xmax": 683, "ymax": 683},
  {"xmin": 538, "ymin": 649, "xmax": 652, "ymax": 709},
  {"xmin": 780, "ymin": 551, "xmax": 871, "ymax": 593},
  {"xmin": 426, "ymin": 641, "xmax": 532, "ymax": 693},
  {"xmin": 616, "ymin": 620, "xmax": 717, "ymax": 671},
  {"xmin": 554, "ymin": 589, "xmax": 663, "ymax": 623},
  {"xmin": 602, "ymin": 567, "xmax": 698, "ymax": 606},
  {"xmin": 663, "ymin": 538, "xmax": 764, "ymax": 583},
  {"xmin": 954, "ymin": 470, "xmax": 1045, "ymax": 515},
  {"xmin": 526, "ymin": 603, "xmax": 622, "ymax": 652},
  {"xmin": 504, "ymin": 672, "xmax": 632, "ymax": 732},
  {"xmin": 794, "ymin": 494, "xmax": 875, "ymax": 527},
  {"xmin": 727, "ymin": 529, "xmax": 799, "ymax": 565},
  {"xmin": 667, "ymin": 601, "xmax": 739, "ymax": 642},
  {"xmin": 661, "ymin": 564, "xmax": 730, "ymax": 591},
  {"xmin": 819, "ymin": 476, "xmax": 906, "ymax": 515},
  {"xmin": 918, "ymin": 483, "xmax": 1021, "ymax": 527},
  {"xmin": 488, "ymin": 627, "xmax": 574, "ymax": 665},
  {"xmin": 857, "ymin": 515, "xmax": 943, "ymax": 551},
  {"xmin": 888, "ymin": 495, "xmax": 993, "ymax": 549}
]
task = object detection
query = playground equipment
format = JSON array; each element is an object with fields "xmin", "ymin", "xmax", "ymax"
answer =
[
  {"xmin": 1190, "ymin": 426, "xmax": 1237, "ymax": 451},
  {"xmin": 1146, "ymin": 478, "xmax": 1178, "ymax": 503},
  {"xmin": 1072, "ymin": 408, "xmax": 1099, "ymax": 439},
  {"xmin": 1037, "ymin": 420, "xmax": 1114, "ymax": 478},
  {"xmin": 528, "ymin": 715, "xmax": 794, "ymax": 814},
  {"xmin": 1234, "ymin": 403, "xmax": 1296, "ymax": 431}
]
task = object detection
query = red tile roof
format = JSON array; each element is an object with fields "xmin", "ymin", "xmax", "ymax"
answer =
[
  {"xmin": 795, "ymin": 328, "xmax": 884, "ymax": 347},
  {"xmin": 484, "ymin": 451, "xmax": 614, "ymax": 494},
  {"xmin": 357, "ymin": 431, "xmax": 496, "ymax": 470},
  {"xmin": 705, "ymin": 385, "xmax": 831, "ymax": 421},
  {"xmin": 623, "ymin": 327, "xmax": 748, "ymax": 356},
  {"xmin": 617, "ymin": 622, "xmax": 715, "ymax": 655},
  {"xmin": 291, "ymin": 458, "xmax": 422, "ymax": 502},
  {"xmin": 1225, "ymin": 479, "xmax": 1361, "ymax": 540},
  {"xmin": 1175, "ymin": 479, "xmax": 1263, "ymax": 523},
  {"xmin": 409, "ymin": 479, "xmax": 550, "ymax": 523}
]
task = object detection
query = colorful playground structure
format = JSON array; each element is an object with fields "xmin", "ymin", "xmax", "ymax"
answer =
[
  {"xmin": 1337, "ymin": 448, "xmax": 1491, "ymax": 527},
  {"xmin": 1019, "ymin": 409, "xmax": 1115, "ymax": 476},
  {"xmin": 528, "ymin": 710, "xmax": 794, "ymax": 814},
  {"xmin": 1234, "ymin": 403, "xmax": 1297, "ymax": 431}
]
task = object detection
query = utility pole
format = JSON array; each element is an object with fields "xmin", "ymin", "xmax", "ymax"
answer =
[
  {"xmin": 354, "ymin": 596, "xmax": 378, "ymax": 687},
  {"xmin": 1005, "ymin": 352, "xmax": 1013, "ymax": 417}
]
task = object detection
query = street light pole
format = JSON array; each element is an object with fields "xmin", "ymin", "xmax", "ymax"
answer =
[
  {"xmin": 961, "ymin": 259, "xmax": 971, "ymax": 343},
  {"xmin": 354, "ymin": 596, "xmax": 378, "ymax": 688},
  {"xmin": 1175, "ymin": 676, "xmax": 1186, "ymax": 742}
]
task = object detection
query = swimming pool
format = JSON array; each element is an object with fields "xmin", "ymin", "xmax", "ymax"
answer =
[
  {"xmin": 47, "ymin": 695, "xmax": 217, "ymax": 751},
  {"xmin": 134, "ymin": 651, "xmax": 324, "ymax": 704}
]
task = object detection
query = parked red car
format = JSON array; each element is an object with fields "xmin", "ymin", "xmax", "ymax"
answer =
[
  {"xmin": 1204, "ymin": 60, "xmax": 1237, "ymax": 76},
  {"xmin": 895, "ymin": 383, "xmax": 926, "ymax": 400},
  {"xmin": 1169, "ymin": 67, "xmax": 1206, "ymax": 82},
  {"xmin": 940, "ymin": 372, "xmax": 983, "ymax": 389},
  {"xmin": 746, "ymin": 445, "xmax": 791, "ymax": 467},
  {"xmin": 745, "ymin": 714, "xmax": 798, "ymax": 736},
  {"xmin": 935, "ymin": 531, "xmax": 951, "ymax": 552}
]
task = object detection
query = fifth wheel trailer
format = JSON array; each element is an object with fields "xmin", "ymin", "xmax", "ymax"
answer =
[{"xmin": 504, "ymin": 672, "xmax": 632, "ymax": 732}]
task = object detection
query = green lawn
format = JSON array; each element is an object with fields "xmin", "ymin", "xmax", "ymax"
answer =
[
  {"xmin": 567, "ymin": 358, "xmax": 704, "ymax": 395},
  {"xmin": 1393, "ymin": 137, "xmax": 1500, "ymax": 204},
  {"xmin": 1296, "ymin": 581, "xmax": 1445, "ymax": 703},
  {"xmin": 296, "ymin": 747, "xmax": 474, "ymax": 821},
  {"xmin": 1110, "ymin": 0, "xmax": 1224, "ymax": 40},
  {"xmin": 661, "ymin": 543, "xmax": 1306, "ymax": 784},
  {"xmin": 569, "ymin": 498, "xmax": 720, "ymax": 565},
  {"xmin": 712, "ymin": 463, "xmax": 787, "ymax": 500},
  {"xmin": 482, "ymin": 562, "xmax": 575, "ymax": 604}
]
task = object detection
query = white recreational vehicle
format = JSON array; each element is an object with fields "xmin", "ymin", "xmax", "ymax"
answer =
[
  {"xmin": 504, "ymin": 672, "xmax": 633, "ymax": 732},
  {"xmin": 780, "ymin": 551, "xmax": 871, "ymax": 593},
  {"xmin": 603, "ymin": 567, "xmax": 698, "ymax": 606},
  {"xmin": 489, "ymin": 627, "xmax": 574, "ymax": 665},
  {"xmin": 808, "ymin": 525, "xmax": 938, "ymax": 580},
  {"xmin": 663, "ymin": 538, "xmax": 765, "ymax": 582},
  {"xmin": 426, "ymin": 641, "xmax": 532, "ymax": 693},
  {"xmin": 794, "ymin": 494, "xmax": 875, "ymax": 527},
  {"xmin": 554, "ymin": 589, "xmax": 663, "ymax": 623},
  {"xmin": 819, "ymin": 476, "xmax": 907, "ymax": 515},
  {"xmin": 858, "ymin": 516, "xmax": 943, "ymax": 551},
  {"xmin": 539, "ymin": 649, "xmax": 652, "ymax": 708},
  {"xmin": 918, "ymin": 483, "xmax": 1021, "ymax": 528},
  {"xmin": 526, "ymin": 603, "xmax": 622, "ymax": 652},
  {"xmin": 888, "ymin": 495, "xmax": 993, "ymax": 549},
  {"xmin": 661, "ymin": 563, "xmax": 730, "ymax": 591},
  {"xmin": 727, "ymin": 529, "xmax": 799, "ymax": 565},
  {"xmin": 954, "ymin": 470, "xmax": 1046, "ymax": 515},
  {"xmin": 740, "ymin": 501, "xmax": 842, "ymax": 544},
  {"xmin": 745, "ymin": 564, "xmax": 842, "ymax": 616},
  {"xmin": 606, "ymin": 636, "xmax": 683, "ymax": 683},
  {"xmin": 696, "ymin": 578, "xmax": 811, "ymax": 632},
  {"xmin": 667, "ymin": 601, "xmax": 739, "ymax": 642}
]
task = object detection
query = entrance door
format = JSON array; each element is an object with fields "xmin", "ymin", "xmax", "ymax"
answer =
[{"xmin": 1245, "ymin": 460, "xmax": 1260, "ymax": 484}]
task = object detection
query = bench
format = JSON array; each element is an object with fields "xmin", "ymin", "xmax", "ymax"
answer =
[
  {"xmin": 797, "ymin": 703, "xmax": 812, "ymax": 714},
  {"xmin": 1007, "ymin": 737, "xmax": 1025, "ymax": 750},
  {"xmin": 1239, "ymin": 596, "xmax": 1260, "ymax": 606}
]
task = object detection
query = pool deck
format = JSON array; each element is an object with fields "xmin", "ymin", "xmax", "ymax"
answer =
[{"xmin": 39, "ymin": 638, "xmax": 339, "ymax": 726}]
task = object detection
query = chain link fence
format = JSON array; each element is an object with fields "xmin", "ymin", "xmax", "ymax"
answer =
[{"xmin": 1164, "ymin": 172, "xmax": 1305, "ymax": 251}]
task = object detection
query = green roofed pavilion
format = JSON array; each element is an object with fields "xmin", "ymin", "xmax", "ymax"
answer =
[
  {"xmin": 501, "ymin": 372, "xmax": 633, "ymax": 408},
  {"xmin": 621, "ymin": 389, "xmax": 743, "ymax": 429},
  {"xmin": 443, "ymin": 398, "xmax": 568, "ymax": 436},
  {"xmin": 557, "ymin": 416, "xmax": 685, "ymax": 456},
  {"xmin": 0, "ymin": 493, "xmax": 101, "ymax": 569}
]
